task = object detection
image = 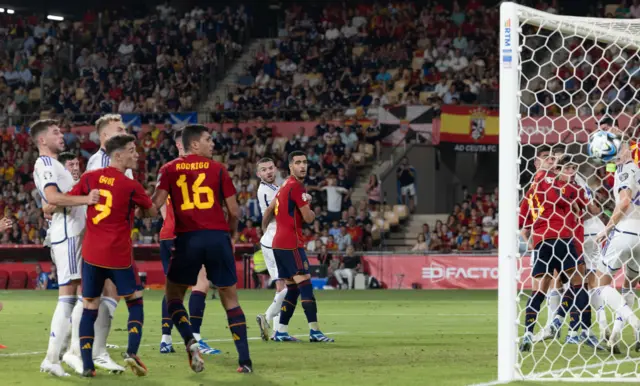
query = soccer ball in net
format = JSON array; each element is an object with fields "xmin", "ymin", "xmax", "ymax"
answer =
[{"xmin": 587, "ymin": 131, "xmax": 621, "ymax": 163}]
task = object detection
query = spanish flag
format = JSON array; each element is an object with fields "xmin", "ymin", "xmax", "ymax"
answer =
[{"xmin": 437, "ymin": 105, "xmax": 499, "ymax": 144}]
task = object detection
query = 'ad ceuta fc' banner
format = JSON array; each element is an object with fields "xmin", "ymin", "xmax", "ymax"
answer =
[
  {"xmin": 362, "ymin": 254, "xmax": 630, "ymax": 290},
  {"xmin": 434, "ymin": 106, "xmax": 635, "ymax": 146}
]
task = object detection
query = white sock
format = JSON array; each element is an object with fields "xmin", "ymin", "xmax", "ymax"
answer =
[
  {"xmin": 277, "ymin": 324, "xmax": 289, "ymax": 333},
  {"xmin": 68, "ymin": 298, "xmax": 83, "ymax": 356},
  {"xmin": 590, "ymin": 288, "xmax": 609, "ymax": 336},
  {"xmin": 161, "ymin": 334, "xmax": 172, "ymax": 344},
  {"xmin": 193, "ymin": 333, "xmax": 202, "ymax": 342},
  {"xmin": 309, "ymin": 322, "xmax": 319, "ymax": 331},
  {"xmin": 265, "ymin": 289, "xmax": 287, "ymax": 321},
  {"xmin": 567, "ymin": 330, "xmax": 579, "ymax": 338},
  {"xmin": 601, "ymin": 285, "xmax": 640, "ymax": 326},
  {"xmin": 547, "ymin": 289, "xmax": 561, "ymax": 326},
  {"xmin": 45, "ymin": 296, "xmax": 76, "ymax": 363},
  {"xmin": 102, "ymin": 297, "xmax": 118, "ymax": 319},
  {"xmin": 612, "ymin": 315, "xmax": 625, "ymax": 343},
  {"xmin": 622, "ymin": 287, "xmax": 635, "ymax": 309},
  {"xmin": 92, "ymin": 299, "xmax": 114, "ymax": 358}
]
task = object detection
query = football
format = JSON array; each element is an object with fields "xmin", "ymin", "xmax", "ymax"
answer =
[{"xmin": 587, "ymin": 131, "xmax": 621, "ymax": 163}]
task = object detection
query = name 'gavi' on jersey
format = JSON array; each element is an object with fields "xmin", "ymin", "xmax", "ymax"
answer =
[
  {"xmin": 257, "ymin": 181, "xmax": 279, "ymax": 247},
  {"xmin": 33, "ymin": 156, "xmax": 86, "ymax": 244}
]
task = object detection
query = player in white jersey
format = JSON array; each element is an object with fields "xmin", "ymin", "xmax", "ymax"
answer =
[
  {"xmin": 32, "ymin": 120, "xmax": 100, "ymax": 376},
  {"xmin": 592, "ymin": 141, "xmax": 640, "ymax": 351},
  {"xmin": 62, "ymin": 114, "xmax": 129, "ymax": 374},
  {"xmin": 255, "ymin": 158, "xmax": 287, "ymax": 340}
]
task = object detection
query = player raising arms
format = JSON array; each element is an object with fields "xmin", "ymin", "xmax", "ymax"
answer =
[
  {"xmin": 592, "ymin": 140, "xmax": 640, "ymax": 351},
  {"xmin": 32, "ymin": 119, "xmax": 100, "ymax": 377},
  {"xmin": 255, "ymin": 157, "xmax": 289, "ymax": 340},
  {"xmin": 158, "ymin": 129, "xmax": 219, "ymax": 355},
  {"xmin": 261, "ymin": 151, "xmax": 334, "ymax": 343},
  {"xmin": 518, "ymin": 148, "xmax": 593, "ymax": 352},
  {"xmin": 68, "ymin": 134, "xmax": 157, "ymax": 377},
  {"xmin": 152, "ymin": 124, "xmax": 252, "ymax": 374},
  {"xmin": 63, "ymin": 114, "xmax": 131, "ymax": 374}
]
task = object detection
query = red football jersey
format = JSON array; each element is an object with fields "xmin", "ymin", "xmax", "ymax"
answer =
[
  {"xmin": 159, "ymin": 196, "xmax": 175, "ymax": 240},
  {"xmin": 519, "ymin": 171, "xmax": 576, "ymax": 248},
  {"xmin": 69, "ymin": 167, "xmax": 152, "ymax": 268},
  {"xmin": 156, "ymin": 154, "xmax": 236, "ymax": 234},
  {"xmin": 272, "ymin": 176, "xmax": 309, "ymax": 249},
  {"xmin": 563, "ymin": 182, "xmax": 589, "ymax": 256}
]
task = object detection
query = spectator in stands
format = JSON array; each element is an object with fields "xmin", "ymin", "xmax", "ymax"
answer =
[
  {"xmin": 35, "ymin": 264, "xmax": 47, "ymax": 290},
  {"xmin": 412, "ymin": 233, "xmax": 428, "ymax": 252},
  {"xmin": 333, "ymin": 245, "xmax": 361, "ymax": 289},
  {"xmin": 336, "ymin": 226, "xmax": 353, "ymax": 252},
  {"xmin": 482, "ymin": 207, "xmax": 498, "ymax": 230},
  {"xmin": 397, "ymin": 157, "xmax": 416, "ymax": 212},
  {"xmin": 316, "ymin": 178, "xmax": 349, "ymax": 222},
  {"xmin": 367, "ymin": 174, "xmax": 382, "ymax": 208}
]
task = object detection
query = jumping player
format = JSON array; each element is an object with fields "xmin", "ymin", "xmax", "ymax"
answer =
[
  {"xmin": 68, "ymin": 134, "xmax": 157, "ymax": 377},
  {"xmin": 518, "ymin": 149, "xmax": 593, "ymax": 352},
  {"xmin": 261, "ymin": 150, "xmax": 334, "ymax": 343},
  {"xmin": 64, "ymin": 114, "xmax": 131, "ymax": 374},
  {"xmin": 152, "ymin": 124, "xmax": 252, "ymax": 374},
  {"xmin": 255, "ymin": 157, "xmax": 288, "ymax": 340},
  {"xmin": 158, "ymin": 129, "xmax": 219, "ymax": 355},
  {"xmin": 32, "ymin": 119, "xmax": 100, "ymax": 377}
]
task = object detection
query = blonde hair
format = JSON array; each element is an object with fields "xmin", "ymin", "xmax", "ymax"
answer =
[{"xmin": 95, "ymin": 114, "xmax": 123, "ymax": 134}]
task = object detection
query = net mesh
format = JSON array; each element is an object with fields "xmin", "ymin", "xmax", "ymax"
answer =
[{"xmin": 514, "ymin": 5, "xmax": 640, "ymax": 380}]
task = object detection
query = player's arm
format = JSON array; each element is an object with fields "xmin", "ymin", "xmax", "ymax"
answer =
[
  {"xmin": 133, "ymin": 182, "xmax": 158, "ymax": 218},
  {"xmin": 293, "ymin": 184, "xmax": 315, "ymax": 224},
  {"xmin": 160, "ymin": 203, "xmax": 167, "ymax": 219},
  {"xmin": 50, "ymin": 177, "xmax": 100, "ymax": 206},
  {"xmin": 152, "ymin": 167, "xmax": 171, "ymax": 210},
  {"xmin": 598, "ymin": 187, "xmax": 632, "ymax": 244},
  {"xmin": 262, "ymin": 199, "xmax": 276, "ymax": 230},
  {"xmin": 42, "ymin": 203, "xmax": 57, "ymax": 215},
  {"xmin": 220, "ymin": 167, "xmax": 239, "ymax": 239}
]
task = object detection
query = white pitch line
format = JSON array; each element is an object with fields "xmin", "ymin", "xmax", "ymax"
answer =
[
  {"xmin": 466, "ymin": 380, "xmax": 510, "ymax": 386},
  {"xmin": 321, "ymin": 313, "xmax": 493, "ymax": 317},
  {"xmin": 0, "ymin": 331, "xmax": 347, "ymax": 358}
]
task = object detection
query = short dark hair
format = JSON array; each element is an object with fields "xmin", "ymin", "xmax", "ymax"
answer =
[
  {"xmin": 181, "ymin": 124, "xmax": 208, "ymax": 150},
  {"xmin": 173, "ymin": 129, "xmax": 183, "ymax": 142},
  {"xmin": 257, "ymin": 157, "xmax": 274, "ymax": 165},
  {"xmin": 58, "ymin": 152, "xmax": 77, "ymax": 165},
  {"xmin": 600, "ymin": 117, "xmax": 618, "ymax": 127},
  {"xmin": 536, "ymin": 145, "xmax": 551, "ymax": 156},
  {"xmin": 288, "ymin": 150, "xmax": 306, "ymax": 164},
  {"xmin": 552, "ymin": 144, "xmax": 566, "ymax": 154},
  {"xmin": 105, "ymin": 134, "xmax": 136, "ymax": 156},
  {"xmin": 30, "ymin": 119, "xmax": 58, "ymax": 140}
]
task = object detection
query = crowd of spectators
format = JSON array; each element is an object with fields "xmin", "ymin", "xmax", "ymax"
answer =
[
  {"xmin": 0, "ymin": 3, "xmax": 249, "ymax": 127},
  {"xmin": 216, "ymin": 0, "xmax": 500, "ymax": 121},
  {"xmin": 413, "ymin": 186, "xmax": 498, "ymax": 253}
]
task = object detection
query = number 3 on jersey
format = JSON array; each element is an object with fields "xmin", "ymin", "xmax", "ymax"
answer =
[
  {"xmin": 274, "ymin": 193, "xmax": 280, "ymax": 215},
  {"xmin": 92, "ymin": 189, "xmax": 113, "ymax": 224},
  {"xmin": 177, "ymin": 173, "xmax": 214, "ymax": 210}
]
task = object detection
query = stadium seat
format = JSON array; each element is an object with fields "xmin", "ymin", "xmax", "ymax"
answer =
[
  {"xmin": 371, "ymin": 227, "xmax": 381, "ymax": 241},
  {"xmin": 0, "ymin": 271, "xmax": 8, "ymax": 289},
  {"xmin": 394, "ymin": 205, "xmax": 408, "ymax": 220},
  {"xmin": 352, "ymin": 152, "xmax": 365, "ymax": 165},
  {"xmin": 383, "ymin": 212, "xmax": 399, "ymax": 227},
  {"xmin": 26, "ymin": 271, "xmax": 37, "ymax": 289},
  {"xmin": 8, "ymin": 271, "xmax": 27, "ymax": 289}
]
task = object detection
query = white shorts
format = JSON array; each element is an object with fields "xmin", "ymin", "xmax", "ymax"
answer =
[
  {"xmin": 599, "ymin": 230, "xmax": 640, "ymax": 276},
  {"xmin": 400, "ymin": 184, "xmax": 416, "ymax": 197},
  {"xmin": 583, "ymin": 234, "xmax": 602, "ymax": 272},
  {"xmin": 261, "ymin": 244, "xmax": 279, "ymax": 279},
  {"xmin": 51, "ymin": 234, "xmax": 83, "ymax": 286}
]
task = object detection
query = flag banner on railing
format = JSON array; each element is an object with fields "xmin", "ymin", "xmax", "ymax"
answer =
[
  {"xmin": 169, "ymin": 112, "xmax": 198, "ymax": 127},
  {"xmin": 435, "ymin": 105, "xmax": 499, "ymax": 145},
  {"xmin": 120, "ymin": 114, "xmax": 142, "ymax": 130},
  {"xmin": 377, "ymin": 105, "xmax": 435, "ymax": 145}
]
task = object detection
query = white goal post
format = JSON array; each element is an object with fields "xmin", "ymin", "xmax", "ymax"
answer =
[{"xmin": 499, "ymin": 2, "xmax": 640, "ymax": 383}]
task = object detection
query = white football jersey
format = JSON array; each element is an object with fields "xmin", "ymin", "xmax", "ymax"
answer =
[
  {"xmin": 86, "ymin": 148, "xmax": 134, "ymax": 178},
  {"xmin": 33, "ymin": 156, "xmax": 86, "ymax": 243},
  {"xmin": 613, "ymin": 161, "xmax": 640, "ymax": 233},
  {"xmin": 574, "ymin": 174, "xmax": 605, "ymax": 235},
  {"xmin": 258, "ymin": 181, "xmax": 279, "ymax": 247}
]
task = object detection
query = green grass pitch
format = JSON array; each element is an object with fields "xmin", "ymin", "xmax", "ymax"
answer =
[{"xmin": 0, "ymin": 290, "xmax": 634, "ymax": 385}]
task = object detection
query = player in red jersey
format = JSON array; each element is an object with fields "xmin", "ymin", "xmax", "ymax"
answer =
[
  {"xmin": 261, "ymin": 150, "xmax": 334, "ymax": 343},
  {"xmin": 152, "ymin": 124, "xmax": 252, "ymax": 374},
  {"xmin": 157, "ymin": 129, "xmax": 219, "ymax": 355},
  {"xmin": 518, "ymin": 149, "xmax": 594, "ymax": 352},
  {"xmin": 68, "ymin": 134, "xmax": 157, "ymax": 377}
]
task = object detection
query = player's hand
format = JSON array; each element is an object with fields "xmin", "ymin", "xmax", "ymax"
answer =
[
  {"xmin": 596, "ymin": 230, "xmax": 609, "ymax": 245},
  {"xmin": 86, "ymin": 189, "xmax": 101, "ymax": 205},
  {"xmin": 302, "ymin": 193, "xmax": 312, "ymax": 202},
  {"xmin": 0, "ymin": 217, "xmax": 13, "ymax": 232},
  {"xmin": 44, "ymin": 213, "xmax": 53, "ymax": 220}
]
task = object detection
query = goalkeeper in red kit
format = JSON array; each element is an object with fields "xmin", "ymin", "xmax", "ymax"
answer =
[
  {"xmin": 68, "ymin": 134, "xmax": 158, "ymax": 377},
  {"xmin": 518, "ymin": 149, "xmax": 597, "ymax": 352},
  {"xmin": 152, "ymin": 124, "xmax": 252, "ymax": 374}
]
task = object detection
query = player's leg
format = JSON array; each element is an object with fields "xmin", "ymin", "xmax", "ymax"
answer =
[
  {"xmin": 257, "ymin": 244, "xmax": 287, "ymax": 340},
  {"xmin": 206, "ymin": 231, "xmax": 252, "ymax": 373},
  {"xmin": 165, "ymin": 232, "xmax": 204, "ymax": 373},
  {"xmin": 333, "ymin": 268, "xmax": 347, "ymax": 289},
  {"xmin": 159, "ymin": 239, "xmax": 175, "ymax": 354},
  {"xmin": 42, "ymin": 238, "xmax": 82, "ymax": 376},
  {"xmin": 621, "ymin": 261, "xmax": 639, "ymax": 309},
  {"xmin": 92, "ymin": 279, "xmax": 124, "ymax": 372},
  {"xmin": 583, "ymin": 234, "xmax": 610, "ymax": 342},
  {"xmin": 290, "ymin": 248, "xmax": 333, "ymax": 342},
  {"xmin": 190, "ymin": 266, "xmax": 220, "ymax": 355},
  {"xmin": 520, "ymin": 240, "xmax": 554, "ymax": 352},
  {"xmin": 63, "ymin": 288, "xmax": 85, "ymax": 374},
  {"xmin": 78, "ymin": 262, "xmax": 106, "ymax": 378},
  {"xmin": 112, "ymin": 265, "xmax": 147, "ymax": 377}
]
